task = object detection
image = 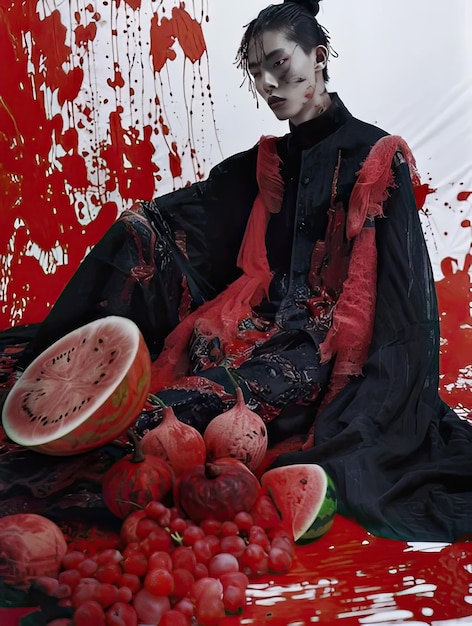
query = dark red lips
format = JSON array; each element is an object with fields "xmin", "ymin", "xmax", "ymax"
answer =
[{"xmin": 268, "ymin": 95, "xmax": 285, "ymax": 108}]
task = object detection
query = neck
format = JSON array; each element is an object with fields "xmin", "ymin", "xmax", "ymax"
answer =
[
  {"xmin": 315, "ymin": 87, "xmax": 332, "ymax": 113},
  {"xmin": 291, "ymin": 83, "xmax": 331, "ymax": 126}
]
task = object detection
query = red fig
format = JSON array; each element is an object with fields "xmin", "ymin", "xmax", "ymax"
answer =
[
  {"xmin": 140, "ymin": 405, "xmax": 207, "ymax": 476},
  {"xmin": 203, "ymin": 387, "xmax": 268, "ymax": 471}
]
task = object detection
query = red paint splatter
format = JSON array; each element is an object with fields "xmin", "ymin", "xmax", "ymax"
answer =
[
  {"xmin": 107, "ymin": 66, "xmax": 125, "ymax": 89},
  {"xmin": 1, "ymin": 0, "xmax": 212, "ymax": 330},
  {"xmin": 150, "ymin": 7, "xmax": 206, "ymax": 73},
  {"xmin": 457, "ymin": 190, "xmax": 472, "ymax": 201},
  {"xmin": 100, "ymin": 108, "xmax": 159, "ymax": 200},
  {"xmin": 413, "ymin": 182, "xmax": 436, "ymax": 210},
  {"xmin": 150, "ymin": 14, "xmax": 177, "ymax": 72},
  {"xmin": 436, "ymin": 253, "xmax": 472, "ymax": 408},
  {"xmin": 74, "ymin": 22, "xmax": 97, "ymax": 47},
  {"xmin": 116, "ymin": 0, "xmax": 142, "ymax": 10},
  {"xmin": 169, "ymin": 142, "xmax": 182, "ymax": 178},
  {"xmin": 0, "ymin": 2, "xmax": 121, "ymax": 328},
  {"xmin": 171, "ymin": 6, "xmax": 206, "ymax": 62}
]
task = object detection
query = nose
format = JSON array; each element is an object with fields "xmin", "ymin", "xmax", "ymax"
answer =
[{"xmin": 261, "ymin": 70, "xmax": 277, "ymax": 94}]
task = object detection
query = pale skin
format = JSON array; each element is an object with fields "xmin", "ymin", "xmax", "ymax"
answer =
[{"xmin": 247, "ymin": 30, "xmax": 331, "ymax": 126}]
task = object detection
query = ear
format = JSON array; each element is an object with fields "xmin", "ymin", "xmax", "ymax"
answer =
[{"xmin": 313, "ymin": 45, "xmax": 328, "ymax": 71}]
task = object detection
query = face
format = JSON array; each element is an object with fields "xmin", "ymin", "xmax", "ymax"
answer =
[{"xmin": 247, "ymin": 30, "xmax": 327, "ymax": 126}]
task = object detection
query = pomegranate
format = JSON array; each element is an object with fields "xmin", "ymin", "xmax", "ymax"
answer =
[
  {"xmin": 175, "ymin": 457, "xmax": 261, "ymax": 523},
  {"xmin": 203, "ymin": 387, "xmax": 268, "ymax": 471},
  {"xmin": 102, "ymin": 430, "xmax": 174, "ymax": 519},
  {"xmin": 140, "ymin": 404, "xmax": 206, "ymax": 476}
]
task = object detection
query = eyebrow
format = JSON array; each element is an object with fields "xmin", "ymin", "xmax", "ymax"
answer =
[{"xmin": 248, "ymin": 47, "xmax": 286, "ymax": 71}]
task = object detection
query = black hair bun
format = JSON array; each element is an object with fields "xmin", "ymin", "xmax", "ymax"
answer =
[{"xmin": 284, "ymin": 0, "xmax": 322, "ymax": 17}]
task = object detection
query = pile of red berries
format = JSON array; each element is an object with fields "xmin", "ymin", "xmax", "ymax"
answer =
[{"xmin": 37, "ymin": 501, "xmax": 295, "ymax": 625}]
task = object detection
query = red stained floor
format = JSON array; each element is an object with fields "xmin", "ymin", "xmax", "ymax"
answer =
[{"xmin": 2, "ymin": 513, "xmax": 471, "ymax": 626}]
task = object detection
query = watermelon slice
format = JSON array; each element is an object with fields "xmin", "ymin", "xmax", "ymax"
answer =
[
  {"xmin": 2, "ymin": 316, "xmax": 151, "ymax": 456},
  {"xmin": 261, "ymin": 464, "xmax": 337, "ymax": 544}
]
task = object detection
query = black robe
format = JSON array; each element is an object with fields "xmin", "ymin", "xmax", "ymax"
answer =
[{"xmin": 3, "ymin": 95, "xmax": 472, "ymax": 542}]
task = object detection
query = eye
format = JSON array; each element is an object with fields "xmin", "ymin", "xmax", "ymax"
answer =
[{"xmin": 273, "ymin": 58, "xmax": 286, "ymax": 68}]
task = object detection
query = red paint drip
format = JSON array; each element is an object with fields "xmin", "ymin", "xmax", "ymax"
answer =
[
  {"xmin": 169, "ymin": 142, "xmax": 183, "ymax": 178},
  {"xmin": 413, "ymin": 182, "xmax": 436, "ymax": 210},
  {"xmin": 116, "ymin": 0, "xmax": 142, "ymax": 9},
  {"xmin": 107, "ymin": 66, "xmax": 125, "ymax": 89}
]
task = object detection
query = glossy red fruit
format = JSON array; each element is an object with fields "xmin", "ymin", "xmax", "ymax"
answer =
[
  {"xmin": 175, "ymin": 457, "xmax": 260, "ymax": 523},
  {"xmin": 105, "ymin": 601, "xmax": 138, "ymax": 626},
  {"xmin": 160, "ymin": 609, "xmax": 189, "ymax": 626},
  {"xmin": 208, "ymin": 553, "xmax": 239, "ymax": 578},
  {"xmin": 223, "ymin": 583, "xmax": 246, "ymax": 615},
  {"xmin": 74, "ymin": 600, "xmax": 106, "ymax": 626},
  {"xmin": 119, "ymin": 510, "xmax": 147, "ymax": 545},
  {"xmin": 250, "ymin": 492, "xmax": 282, "ymax": 531},
  {"xmin": 132, "ymin": 588, "xmax": 170, "ymax": 624},
  {"xmin": 71, "ymin": 579, "xmax": 100, "ymax": 608},
  {"xmin": 102, "ymin": 431, "xmax": 174, "ymax": 519}
]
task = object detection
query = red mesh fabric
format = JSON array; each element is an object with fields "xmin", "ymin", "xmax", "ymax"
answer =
[
  {"xmin": 319, "ymin": 226, "xmax": 377, "ymax": 374},
  {"xmin": 347, "ymin": 135, "xmax": 419, "ymax": 239},
  {"xmin": 150, "ymin": 136, "xmax": 283, "ymax": 392}
]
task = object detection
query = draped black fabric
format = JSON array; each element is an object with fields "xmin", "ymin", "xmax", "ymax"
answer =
[
  {"xmin": 2, "ymin": 95, "xmax": 472, "ymax": 541},
  {"xmin": 272, "ymin": 162, "xmax": 472, "ymax": 541}
]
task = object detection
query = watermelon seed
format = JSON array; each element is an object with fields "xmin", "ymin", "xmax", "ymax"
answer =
[{"xmin": 300, "ymin": 478, "xmax": 307, "ymax": 485}]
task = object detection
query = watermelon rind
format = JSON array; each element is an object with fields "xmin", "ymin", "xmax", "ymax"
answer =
[
  {"xmin": 296, "ymin": 473, "xmax": 337, "ymax": 544},
  {"xmin": 261, "ymin": 463, "xmax": 337, "ymax": 544},
  {"xmin": 1, "ymin": 316, "xmax": 151, "ymax": 455}
]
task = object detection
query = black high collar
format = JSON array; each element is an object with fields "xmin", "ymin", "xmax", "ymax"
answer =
[{"xmin": 289, "ymin": 93, "xmax": 352, "ymax": 150}]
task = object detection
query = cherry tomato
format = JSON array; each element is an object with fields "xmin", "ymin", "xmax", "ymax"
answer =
[{"xmin": 144, "ymin": 567, "xmax": 174, "ymax": 596}]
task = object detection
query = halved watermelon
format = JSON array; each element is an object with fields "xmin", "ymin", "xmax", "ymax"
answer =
[
  {"xmin": 260, "ymin": 464, "xmax": 337, "ymax": 544},
  {"xmin": 2, "ymin": 316, "xmax": 151, "ymax": 455}
]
